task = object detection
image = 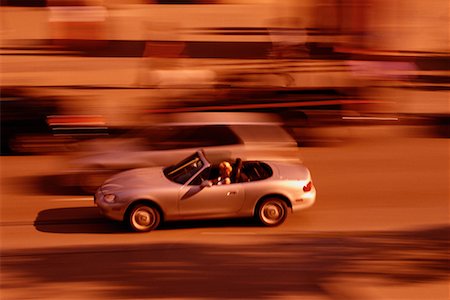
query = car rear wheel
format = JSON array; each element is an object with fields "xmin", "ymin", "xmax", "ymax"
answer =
[
  {"xmin": 256, "ymin": 197, "xmax": 288, "ymax": 227},
  {"xmin": 128, "ymin": 204, "xmax": 161, "ymax": 232}
]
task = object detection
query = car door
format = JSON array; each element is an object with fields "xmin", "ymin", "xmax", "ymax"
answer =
[{"xmin": 178, "ymin": 181, "xmax": 245, "ymax": 218}]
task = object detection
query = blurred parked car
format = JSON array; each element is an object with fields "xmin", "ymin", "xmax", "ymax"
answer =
[
  {"xmin": 64, "ymin": 112, "xmax": 302, "ymax": 193},
  {"xmin": 1, "ymin": 88, "xmax": 111, "ymax": 155},
  {"xmin": 1, "ymin": 88, "xmax": 60, "ymax": 155},
  {"xmin": 95, "ymin": 150, "xmax": 316, "ymax": 232}
]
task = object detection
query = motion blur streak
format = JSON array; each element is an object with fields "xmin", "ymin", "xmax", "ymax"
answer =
[{"xmin": 1, "ymin": 0, "xmax": 449, "ymax": 299}]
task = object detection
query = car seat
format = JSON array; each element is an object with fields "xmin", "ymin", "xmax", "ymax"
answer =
[{"xmin": 232, "ymin": 158, "xmax": 243, "ymax": 183}]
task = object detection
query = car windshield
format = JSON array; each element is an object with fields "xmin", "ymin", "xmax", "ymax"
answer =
[{"xmin": 163, "ymin": 152, "xmax": 204, "ymax": 184}]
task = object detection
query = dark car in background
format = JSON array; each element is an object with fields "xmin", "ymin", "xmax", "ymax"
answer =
[
  {"xmin": 1, "ymin": 88, "xmax": 60, "ymax": 155},
  {"xmin": 1, "ymin": 88, "xmax": 110, "ymax": 155}
]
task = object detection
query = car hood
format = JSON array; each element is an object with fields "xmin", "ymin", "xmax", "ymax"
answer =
[{"xmin": 101, "ymin": 167, "xmax": 171, "ymax": 193}]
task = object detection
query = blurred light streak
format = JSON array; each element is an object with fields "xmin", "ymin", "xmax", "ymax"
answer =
[
  {"xmin": 49, "ymin": 197, "xmax": 93, "ymax": 202},
  {"xmin": 342, "ymin": 117, "xmax": 399, "ymax": 121}
]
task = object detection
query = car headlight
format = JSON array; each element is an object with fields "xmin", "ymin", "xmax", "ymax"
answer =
[{"xmin": 103, "ymin": 194, "xmax": 116, "ymax": 203}]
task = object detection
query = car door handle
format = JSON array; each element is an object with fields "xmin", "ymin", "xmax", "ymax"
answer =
[{"xmin": 227, "ymin": 191, "xmax": 237, "ymax": 196}]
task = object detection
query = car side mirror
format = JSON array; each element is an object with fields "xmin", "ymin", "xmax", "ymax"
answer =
[{"xmin": 200, "ymin": 180, "xmax": 213, "ymax": 188}]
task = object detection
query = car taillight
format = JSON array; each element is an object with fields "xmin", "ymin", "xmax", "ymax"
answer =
[{"xmin": 303, "ymin": 181, "xmax": 312, "ymax": 192}]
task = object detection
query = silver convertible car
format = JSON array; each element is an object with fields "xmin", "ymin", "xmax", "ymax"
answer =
[{"xmin": 94, "ymin": 150, "xmax": 316, "ymax": 232}]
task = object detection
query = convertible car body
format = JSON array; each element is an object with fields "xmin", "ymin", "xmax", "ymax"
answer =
[{"xmin": 94, "ymin": 150, "xmax": 316, "ymax": 232}]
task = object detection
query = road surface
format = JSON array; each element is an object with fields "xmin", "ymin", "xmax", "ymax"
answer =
[{"xmin": 1, "ymin": 135, "xmax": 448, "ymax": 299}]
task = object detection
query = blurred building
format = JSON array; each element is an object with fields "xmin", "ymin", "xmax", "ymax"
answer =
[
  {"xmin": 2, "ymin": 0, "xmax": 447, "ymax": 53},
  {"xmin": 1, "ymin": 0, "xmax": 448, "ymax": 132}
]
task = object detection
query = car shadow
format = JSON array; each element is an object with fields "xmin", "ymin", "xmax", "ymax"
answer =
[
  {"xmin": 34, "ymin": 207, "xmax": 260, "ymax": 234},
  {"xmin": 34, "ymin": 207, "xmax": 127, "ymax": 234}
]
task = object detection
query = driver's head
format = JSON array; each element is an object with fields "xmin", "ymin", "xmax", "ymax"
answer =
[{"xmin": 219, "ymin": 161, "xmax": 232, "ymax": 176}]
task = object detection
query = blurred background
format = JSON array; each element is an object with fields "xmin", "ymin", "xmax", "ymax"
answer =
[
  {"xmin": 1, "ymin": 1, "xmax": 449, "ymax": 299},
  {"xmin": 1, "ymin": 0, "xmax": 449, "ymax": 156}
]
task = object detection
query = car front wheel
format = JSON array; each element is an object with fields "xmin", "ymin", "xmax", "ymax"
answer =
[
  {"xmin": 256, "ymin": 198, "xmax": 288, "ymax": 227},
  {"xmin": 127, "ymin": 204, "xmax": 161, "ymax": 232}
]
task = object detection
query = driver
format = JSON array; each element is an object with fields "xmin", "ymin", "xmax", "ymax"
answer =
[
  {"xmin": 201, "ymin": 161, "xmax": 232, "ymax": 187},
  {"xmin": 215, "ymin": 161, "xmax": 232, "ymax": 185}
]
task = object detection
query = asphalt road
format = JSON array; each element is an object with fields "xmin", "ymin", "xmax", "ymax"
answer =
[{"xmin": 1, "ymin": 136, "xmax": 448, "ymax": 300}]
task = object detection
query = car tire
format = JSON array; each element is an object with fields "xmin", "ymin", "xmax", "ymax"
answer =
[
  {"xmin": 256, "ymin": 197, "xmax": 288, "ymax": 227},
  {"xmin": 127, "ymin": 203, "xmax": 161, "ymax": 232}
]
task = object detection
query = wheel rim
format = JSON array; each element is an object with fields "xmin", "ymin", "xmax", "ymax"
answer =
[
  {"xmin": 131, "ymin": 207, "xmax": 157, "ymax": 231},
  {"xmin": 260, "ymin": 201, "xmax": 285, "ymax": 225}
]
